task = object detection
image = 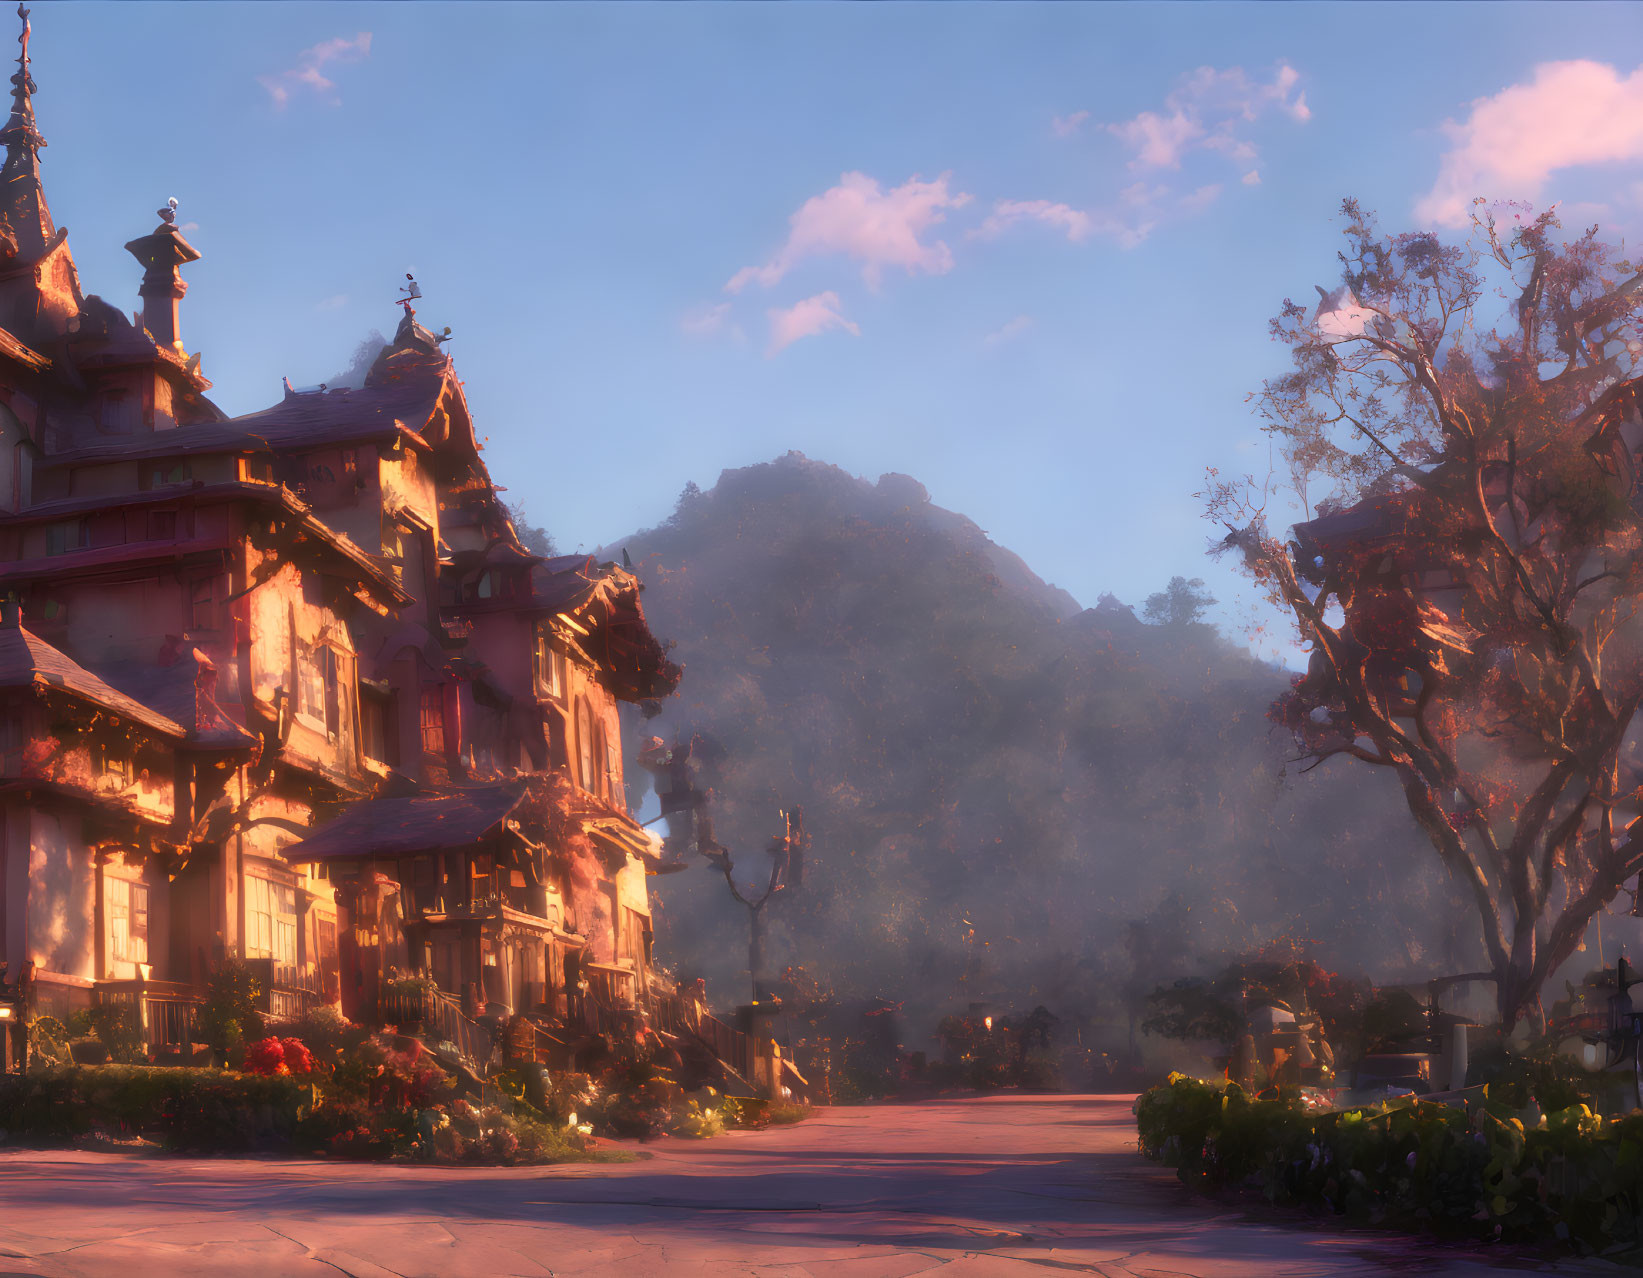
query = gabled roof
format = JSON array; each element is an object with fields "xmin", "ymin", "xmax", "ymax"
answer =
[
  {"xmin": 91, "ymin": 650, "xmax": 259, "ymax": 750},
  {"xmin": 280, "ymin": 781, "xmax": 529, "ymax": 863},
  {"xmin": 445, "ymin": 555, "xmax": 680, "ymax": 702},
  {"xmin": 44, "ymin": 376, "xmax": 445, "ymax": 467},
  {"xmin": 0, "ymin": 623, "xmax": 186, "ymax": 738}
]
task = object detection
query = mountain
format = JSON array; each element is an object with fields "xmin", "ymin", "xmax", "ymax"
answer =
[{"xmin": 611, "ymin": 453, "xmax": 1476, "ymax": 1036}]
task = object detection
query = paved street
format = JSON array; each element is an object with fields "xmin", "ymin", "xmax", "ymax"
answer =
[{"xmin": 0, "ymin": 1094, "xmax": 1614, "ymax": 1276}]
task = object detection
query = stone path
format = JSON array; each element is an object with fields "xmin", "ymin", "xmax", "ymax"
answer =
[{"xmin": 0, "ymin": 1094, "xmax": 1617, "ymax": 1276}]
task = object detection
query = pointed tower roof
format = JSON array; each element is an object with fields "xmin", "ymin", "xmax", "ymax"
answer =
[{"xmin": 0, "ymin": 3, "xmax": 53, "ymax": 261}]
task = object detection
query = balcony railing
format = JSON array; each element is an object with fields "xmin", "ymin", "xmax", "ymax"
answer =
[
  {"xmin": 96, "ymin": 980, "xmax": 204, "ymax": 1056},
  {"xmin": 244, "ymin": 958, "xmax": 324, "ymax": 1023}
]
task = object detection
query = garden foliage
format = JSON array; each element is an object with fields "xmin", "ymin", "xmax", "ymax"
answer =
[{"xmin": 1136, "ymin": 1072, "xmax": 1643, "ymax": 1249}]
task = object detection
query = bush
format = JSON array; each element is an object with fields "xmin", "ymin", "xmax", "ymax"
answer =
[
  {"xmin": 196, "ymin": 959, "xmax": 263, "ymax": 1065},
  {"xmin": 1135, "ymin": 1072, "xmax": 1643, "ymax": 1251},
  {"xmin": 586, "ymin": 1052, "xmax": 681, "ymax": 1139},
  {"xmin": 281, "ymin": 1005, "xmax": 368, "ymax": 1065},
  {"xmin": 81, "ymin": 1004, "xmax": 147, "ymax": 1064},
  {"xmin": 0, "ymin": 1066, "xmax": 307, "ymax": 1150}
]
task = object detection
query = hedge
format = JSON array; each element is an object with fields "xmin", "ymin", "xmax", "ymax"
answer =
[
  {"xmin": 1136, "ymin": 1074, "xmax": 1643, "ymax": 1251},
  {"xmin": 0, "ymin": 1066, "xmax": 309, "ymax": 1151}
]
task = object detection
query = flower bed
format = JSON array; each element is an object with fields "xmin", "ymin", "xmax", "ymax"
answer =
[{"xmin": 1135, "ymin": 1073, "xmax": 1643, "ymax": 1251}]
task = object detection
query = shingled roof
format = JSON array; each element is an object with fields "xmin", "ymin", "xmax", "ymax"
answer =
[
  {"xmin": 280, "ymin": 782, "xmax": 529, "ymax": 863},
  {"xmin": 0, "ymin": 621, "xmax": 186, "ymax": 738},
  {"xmin": 43, "ymin": 374, "xmax": 448, "ymax": 467}
]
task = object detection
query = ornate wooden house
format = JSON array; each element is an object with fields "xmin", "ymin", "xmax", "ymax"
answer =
[{"xmin": 0, "ymin": 8, "xmax": 689, "ymax": 1066}]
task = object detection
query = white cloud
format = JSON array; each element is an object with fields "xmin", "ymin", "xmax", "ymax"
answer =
[
  {"xmin": 259, "ymin": 32, "xmax": 373, "ymax": 108},
  {"xmin": 1052, "ymin": 110, "xmax": 1090, "ymax": 138},
  {"xmin": 767, "ymin": 291, "xmax": 860, "ymax": 356},
  {"xmin": 983, "ymin": 315, "xmax": 1033, "ymax": 347},
  {"xmin": 1416, "ymin": 61, "xmax": 1643, "ymax": 227},
  {"xmin": 1106, "ymin": 63, "xmax": 1308, "ymax": 172},
  {"xmin": 1241, "ymin": 170, "xmax": 1261, "ymax": 186},
  {"xmin": 315, "ymin": 294, "xmax": 348, "ymax": 312},
  {"xmin": 727, "ymin": 172, "xmax": 972, "ymax": 294}
]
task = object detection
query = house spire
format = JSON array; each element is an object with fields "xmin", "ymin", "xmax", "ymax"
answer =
[{"xmin": 0, "ymin": 3, "xmax": 53, "ymax": 260}]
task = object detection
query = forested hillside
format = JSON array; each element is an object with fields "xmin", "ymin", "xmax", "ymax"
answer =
[{"xmin": 611, "ymin": 454, "xmax": 1479, "ymax": 1036}]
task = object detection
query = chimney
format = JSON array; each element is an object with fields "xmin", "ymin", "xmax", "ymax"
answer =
[{"xmin": 124, "ymin": 199, "xmax": 199, "ymax": 354}]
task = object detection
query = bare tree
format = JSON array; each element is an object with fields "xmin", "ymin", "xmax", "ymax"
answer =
[{"xmin": 1207, "ymin": 198, "xmax": 1643, "ymax": 1029}]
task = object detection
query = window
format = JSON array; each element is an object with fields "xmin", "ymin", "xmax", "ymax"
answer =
[
  {"xmin": 361, "ymin": 689, "xmax": 392, "ymax": 764},
  {"xmin": 108, "ymin": 877, "xmax": 148, "ymax": 965},
  {"xmin": 604, "ymin": 710, "xmax": 622, "ymax": 803},
  {"xmin": 420, "ymin": 686, "xmax": 446, "ymax": 757},
  {"xmin": 149, "ymin": 463, "xmax": 191, "ymax": 489},
  {"xmin": 245, "ymin": 875, "xmax": 297, "ymax": 973},
  {"xmin": 341, "ymin": 449, "xmax": 358, "ymax": 479},
  {"xmin": 97, "ymin": 740, "xmax": 133, "ymax": 787},
  {"xmin": 316, "ymin": 917, "xmax": 339, "ymax": 1001},
  {"xmin": 534, "ymin": 629, "xmax": 565, "ymax": 701},
  {"xmin": 576, "ymin": 697, "xmax": 597, "ymax": 793},
  {"xmin": 97, "ymin": 390, "xmax": 139, "ymax": 435},
  {"xmin": 295, "ymin": 646, "xmax": 330, "ymax": 730},
  {"xmin": 45, "ymin": 519, "xmax": 86, "ymax": 556}
]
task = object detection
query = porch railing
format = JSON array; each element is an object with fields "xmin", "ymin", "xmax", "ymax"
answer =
[
  {"xmin": 244, "ymin": 959, "xmax": 324, "ymax": 1023},
  {"xmin": 95, "ymin": 980, "xmax": 204, "ymax": 1055}
]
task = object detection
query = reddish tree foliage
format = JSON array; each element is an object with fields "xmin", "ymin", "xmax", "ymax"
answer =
[{"xmin": 1209, "ymin": 198, "xmax": 1643, "ymax": 1030}]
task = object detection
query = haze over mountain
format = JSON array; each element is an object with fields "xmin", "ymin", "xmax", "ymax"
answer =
[{"xmin": 609, "ymin": 453, "xmax": 1480, "ymax": 1038}]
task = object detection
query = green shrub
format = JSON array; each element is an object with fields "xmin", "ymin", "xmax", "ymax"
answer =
[
  {"xmin": 196, "ymin": 960, "xmax": 263, "ymax": 1065},
  {"xmin": 1135, "ymin": 1072, "xmax": 1643, "ymax": 1250},
  {"xmin": 0, "ymin": 1066, "xmax": 307, "ymax": 1149},
  {"xmin": 84, "ymin": 1003, "xmax": 146, "ymax": 1064}
]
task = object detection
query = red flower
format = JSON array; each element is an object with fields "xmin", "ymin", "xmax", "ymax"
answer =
[{"xmin": 243, "ymin": 1037, "xmax": 288, "ymax": 1075}]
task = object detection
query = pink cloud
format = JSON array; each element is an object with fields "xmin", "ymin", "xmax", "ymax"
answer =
[
  {"xmin": 975, "ymin": 190, "xmax": 1161, "ymax": 250},
  {"xmin": 1416, "ymin": 61, "xmax": 1643, "ymax": 227},
  {"xmin": 259, "ymin": 32, "xmax": 373, "ymax": 108},
  {"xmin": 977, "ymin": 200, "xmax": 1096, "ymax": 243},
  {"xmin": 766, "ymin": 292, "xmax": 860, "ymax": 356},
  {"xmin": 727, "ymin": 172, "xmax": 972, "ymax": 294},
  {"xmin": 1106, "ymin": 63, "xmax": 1308, "ymax": 171}
]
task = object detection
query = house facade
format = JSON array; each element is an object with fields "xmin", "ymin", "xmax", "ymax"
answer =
[{"xmin": 0, "ymin": 9, "xmax": 684, "ymax": 1059}]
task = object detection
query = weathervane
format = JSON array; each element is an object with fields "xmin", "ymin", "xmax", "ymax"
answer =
[
  {"xmin": 158, "ymin": 196, "xmax": 177, "ymax": 226},
  {"xmin": 398, "ymin": 272, "xmax": 421, "ymax": 315}
]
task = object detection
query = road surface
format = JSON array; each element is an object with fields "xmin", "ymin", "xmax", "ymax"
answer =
[{"xmin": 0, "ymin": 1094, "xmax": 1612, "ymax": 1276}]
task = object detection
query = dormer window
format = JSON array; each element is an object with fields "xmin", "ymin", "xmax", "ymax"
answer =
[{"xmin": 96, "ymin": 389, "xmax": 139, "ymax": 435}]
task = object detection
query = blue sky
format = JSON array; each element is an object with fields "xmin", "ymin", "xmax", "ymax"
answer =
[{"xmin": 33, "ymin": 2, "xmax": 1643, "ymax": 657}]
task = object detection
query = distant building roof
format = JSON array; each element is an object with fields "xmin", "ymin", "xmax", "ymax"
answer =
[
  {"xmin": 280, "ymin": 781, "xmax": 530, "ymax": 862},
  {"xmin": 0, "ymin": 621, "xmax": 186, "ymax": 738}
]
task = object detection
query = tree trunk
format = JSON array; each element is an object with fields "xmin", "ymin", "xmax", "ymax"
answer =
[{"xmin": 749, "ymin": 903, "xmax": 767, "ymax": 1004}]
